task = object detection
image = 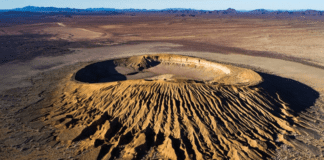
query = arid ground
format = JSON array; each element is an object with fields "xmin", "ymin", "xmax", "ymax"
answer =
[{"xmin": 1, "ymin": 14, "xmax": 324, "ymax": 160}]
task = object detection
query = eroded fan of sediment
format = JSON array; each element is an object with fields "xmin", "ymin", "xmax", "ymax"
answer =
[{"xmin": 44, "ymin": 54, "xmax": 299, "ymax": 160}]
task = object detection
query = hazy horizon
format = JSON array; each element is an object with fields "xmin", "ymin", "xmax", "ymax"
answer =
[
  {"xmin": 0, "ymin": 5, "xmax": 323, "ymax": 12},
  {"xmin": 0, "ymin": 0, "xmax": 322, "ymax": 11}
]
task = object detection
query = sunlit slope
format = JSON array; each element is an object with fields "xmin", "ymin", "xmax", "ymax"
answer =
[{"xmin": 45, "ymin": 54, "xmax": 298, "ymax": 160}]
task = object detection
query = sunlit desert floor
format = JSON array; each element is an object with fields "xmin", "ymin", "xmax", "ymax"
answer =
[{"xmin": 1, "ymin": 15, "xmax": 324, "ymax": 160}]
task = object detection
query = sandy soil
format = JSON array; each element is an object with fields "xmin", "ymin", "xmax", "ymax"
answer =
[
  {"xmin": 52, "ymin": 15, "xmax": 324, "ymax": 68},
  {"xmin": 1, "ymin": 15, "xmax": 324, "ymax": 160}
]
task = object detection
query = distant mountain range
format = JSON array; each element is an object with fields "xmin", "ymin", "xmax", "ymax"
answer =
[
  {"xmin": 2, "ymin": 6, "xmax": 201, "ymax": 12},
  {"xmin": 0, "ymin": 6, "xmax": 323, "ymax": 16}
]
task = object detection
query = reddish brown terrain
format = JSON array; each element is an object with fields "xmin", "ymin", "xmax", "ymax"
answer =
[{"xmin": 1, "ymin": 12, "xmax": 324, "ymax": 159}]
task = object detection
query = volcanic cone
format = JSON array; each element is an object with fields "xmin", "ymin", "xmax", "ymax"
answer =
[{"xmin": 44, "ymin": 54, "xmax": 299, "ymax": 160}]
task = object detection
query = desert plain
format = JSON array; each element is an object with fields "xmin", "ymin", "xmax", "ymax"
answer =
[{"xmin": 1, "ymin": 12, "xmax": 324, "ymax": 160}]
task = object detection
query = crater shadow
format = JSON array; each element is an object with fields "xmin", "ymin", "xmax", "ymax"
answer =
[
  {"xmin": 75, "ymin": 60, "xmax": 127, "ymax": 83},
  {"xmin": 257, "ymin": 72, "xmax": 319, "ymax": 114},
  {"xmin": 74, "ymin": 58, "xmax": 161, "ymax": 83}
]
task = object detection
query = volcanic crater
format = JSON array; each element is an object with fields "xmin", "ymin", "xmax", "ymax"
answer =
[
  {"xmin": 74, "ymin": 54, "xmax": 262, "ymax": 85},
  {"xmin": 44, "ymin": 54, "xmax": 318, "ymax": 160}
]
